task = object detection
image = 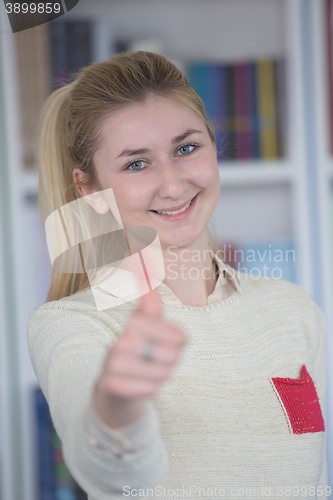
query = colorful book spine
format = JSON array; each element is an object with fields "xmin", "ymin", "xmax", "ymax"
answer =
[
  {"xmin": 52, "ymin": 427, "xmax": 79, "ymax": 500},
  {"xmin": 276, "ymin": 59, "xmax": 287, "ymax": 158},
  {"xmin": 186, "ymin": 58, "xmax": 283, "ymax": 162},
  {"xmin": 186, "ymin": 62, "xmax": 212, "ymax": 116},
  {"xmin": 50, "ymin": 20, "xmax": 93, "ymax": 91},
  {"xmin": 50, "ymin": 21, "xmax": 68, "ymax": 90},
  {"xmin": 250, "ymin": 62, "xmax": 261, "ymax": 158},
  {"xmin": 66, "ymin": 21, "xmax": 93, "ymax": 78},
  {"xmin": 256, "ymin": 59, "xmax": 279, "ymax": 159},
  {"xmin": 33, "ymin": 386, "xmax": 88, "ymax": 499},
  {"xmin": 224, "ymin": 64, "xmax": 236, "ymax": 160},
  {"xmin": 34, "ymin": 386, "xmax": 55, "ymax": 499},
  {"xmin": 234, "ymin": 62, "xmax": 253, "ymax": 159},
  {"xmin": 210, "ymin": 64, "xmax": 228, "ymax": 160}
]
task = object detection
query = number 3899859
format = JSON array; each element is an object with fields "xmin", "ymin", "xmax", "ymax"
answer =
[{"xmin": 5, "ymin": 2, "xmax": 61, "ymax": 14}]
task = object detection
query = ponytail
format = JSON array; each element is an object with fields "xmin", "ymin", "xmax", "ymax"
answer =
[
  {"xmin": 37, "ymin": 81, "xmax": 91, "ymax": 302},
  {"xmin": 38, "ymin": 82, "xmax": 76, "ymax": 220}
]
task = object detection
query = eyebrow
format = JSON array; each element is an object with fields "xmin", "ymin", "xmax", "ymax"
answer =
[{"xmin": 116, "ymin": 128, "xmax": 203, "ymax": 158}]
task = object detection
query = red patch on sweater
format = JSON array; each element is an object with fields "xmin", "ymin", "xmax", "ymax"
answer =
[{"xmin": 271, "ymin": 365, "xmax": 325, "ymax": 434}]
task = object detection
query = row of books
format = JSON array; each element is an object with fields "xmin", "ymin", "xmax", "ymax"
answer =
[
  {"xmin": 219, "ymin": 239, "xmax": 296, "ymax": 284},
  {"xmin": 50, "ymin": 20, "xmax": 94, "ymax": 90},
  {"xmin": 48, "ymin": 20, "xmax": 286, "ymax": 164},
  {"xmin": 186, "ymin": 60, "xmax": 286, "ymax": 161},
  {"xmin": 33, "ymin": 387, "xmax": 87, "ymax": 500}
]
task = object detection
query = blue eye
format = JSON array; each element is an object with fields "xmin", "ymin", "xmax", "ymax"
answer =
[
  {"xmin": 126, "ymin": 160, "xmax": 146, "ymax": 171},
  {"xmin": 178, "ymin": 144, "xmax": 197, "ymax": 155}
]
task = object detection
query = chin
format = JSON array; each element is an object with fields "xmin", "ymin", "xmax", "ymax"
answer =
[{"xmin": 158, "ymin": 226, "xmax": 205, "ymax": 250}]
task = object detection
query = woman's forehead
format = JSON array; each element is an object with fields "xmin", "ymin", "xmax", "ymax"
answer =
[{"xmin": 98, "ymin": 96, "xmax": 205, "ymax": 145}]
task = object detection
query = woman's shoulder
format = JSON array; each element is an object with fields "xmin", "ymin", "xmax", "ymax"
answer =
[
  {"xmin": 238, "ymin": 269, "xmax": 319, "ymax": 303},
  {"xmin": 27, "ymin": 287, "xmax": 135, "ymax": 338},
  {"xmin": 30, "ymin": 287, "xmax": 133, "ymax": 315},
  {"xmin": 237, "ymin": 270, "xmax": 325, "ymax": 333}
]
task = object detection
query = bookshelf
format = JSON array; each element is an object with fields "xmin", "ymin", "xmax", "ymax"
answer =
[
  {"xmin": 0, "ymin": 1, "xmax": 332, "ymax": 499},
  {"xmin": 218, "ymin": 161, "xmax": 294, "ymax": 186}
]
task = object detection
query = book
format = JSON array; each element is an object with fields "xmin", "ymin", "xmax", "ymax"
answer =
[
  {"xmin": 250, "ymin": 62, "xmax": 261, "ymax": 159},
  {"xmin": 234, "ymin": 62, "xmax": 253, "ymax": 159},
  {"xmin": 210, "ymin": 64, "xmax": 228, "ymax": 160},
  {"xmin": 33, "ymin": 386, "xmax": 88, "ymax": 499},
  {"xmin": 275, "ymin": 58, "xmax": 287, "ymax": 158},
  {"xmin": 34, "ymin": 386, "xmax": 54, "ymax": 500},
  {"xmin": 187, "ymin": 62, "xmax": 214, "ymax": 117},
  {"xmin": 50, "ymin": 20, "xmax": 94, "ymax": 90},
  {"xmin": 256, "ymin": 59, "xmax": 279, "ymax": 159},
  {"xmin": 224, "ymin": 64, "xmax": 237, "ymax": 160}
]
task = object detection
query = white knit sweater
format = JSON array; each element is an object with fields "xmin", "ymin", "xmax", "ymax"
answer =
[{"xmin": 27, "ymin": 256, "xmax": 328, "ymax": 500}]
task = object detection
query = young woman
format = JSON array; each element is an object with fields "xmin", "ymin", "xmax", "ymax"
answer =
[{"xmin": 28, "ymin": 51, "xmax": 328, "ymax": 500}]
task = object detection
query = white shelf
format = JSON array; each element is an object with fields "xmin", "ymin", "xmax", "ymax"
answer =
[{"xmin": 218, "ymin": 161, "xmax": 294, "ymax": 186}]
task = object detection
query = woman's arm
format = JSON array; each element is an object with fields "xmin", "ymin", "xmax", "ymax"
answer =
[
  {"xmin": 310, "ymin": 303, "xmax": 329, "ymax": 488},
  {"xmin": 27, "ymin": 302, "xmax": 169, "ymax": 500}
]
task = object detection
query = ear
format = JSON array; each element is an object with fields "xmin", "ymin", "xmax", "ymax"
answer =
[{"xmin": 72, "ymin": 167, "xmax": 109, "ymax": 214}]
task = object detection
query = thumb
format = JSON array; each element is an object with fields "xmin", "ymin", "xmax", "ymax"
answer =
[{"xmin": 139, "ymin": 279, "xmax": 162, "ymax": 319}]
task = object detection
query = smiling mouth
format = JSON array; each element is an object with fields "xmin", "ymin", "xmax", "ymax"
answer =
[{"xmin": 150, "ymin": 195, "xmax": 197, "ymax": 215}]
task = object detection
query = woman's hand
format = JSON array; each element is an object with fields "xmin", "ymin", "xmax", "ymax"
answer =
[{"xmin": 93, "ymin": 268, "xmax": 187, "ymax": 429}]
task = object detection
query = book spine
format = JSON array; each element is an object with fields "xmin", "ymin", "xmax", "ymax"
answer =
[
  {"xmin": 275, "ymin": 58, "xmax": 287, "ymax": 158},
  {"xmin": 250, "ymin": 62, "xmax": 260, "ymax": 159},
  {"xmin": 187, "ymin": 62, "xmax": 212, "ymax": 117},
  {"xmin": 256, "ymin": 59, "xmax": 279, "ymax": 159},
  {"xmin": 50, "ymin": 20, "xmax": 94, "ymax": 90},
  {"xmin": 50, "ymin": 21, "xmax": 68, "ymax": 90},
  {"xmin": 210, "ymin": 64, "xmax": 227, "ymax": 160},
  {"xmin": 75, "ymin": 483, "xmax": 89, "ymax": 500},
  {"xmin": 34, "ymin": 386, "xmax": 55, "ymax": 500},
  {"xmin": 234, "ymin": 62, "xmax": 253, "ymax": 159},
  {"xmin": 66, "ymin": 21, "xmax": 93, "ymax": 78},
  {"xmin": 52, "ymin": 426, "xmax": 79, "ymax": 499},
  {"xmin": 224, "ymin": 64, "xmax": 236, "ymax": 160}
]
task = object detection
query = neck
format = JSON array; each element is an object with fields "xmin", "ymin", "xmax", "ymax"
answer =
[{"xmin": 160, "ymin": 232, "xmax": 218, "ymax": 307}]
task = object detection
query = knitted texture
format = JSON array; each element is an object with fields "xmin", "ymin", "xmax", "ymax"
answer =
[
  {"xmin": 271, "ymin": 364, "xmax": 325, "ymax": 435},
  {"xmin": 27, "ymin": 270, "xmax": 328, "ymax": 500}
]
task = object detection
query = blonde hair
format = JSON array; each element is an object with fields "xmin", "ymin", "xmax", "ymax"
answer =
[{"xmin": 38, "ymin": 51, "xmax": 220, "ymax": 302}]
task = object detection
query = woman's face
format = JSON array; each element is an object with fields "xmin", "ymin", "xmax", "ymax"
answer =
[{"xmin": 91, "ymin": 95, "xmax": 220, "ymax": 249}]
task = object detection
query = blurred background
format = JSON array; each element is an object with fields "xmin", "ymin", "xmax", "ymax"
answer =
[{"xmin": 0, "ymin": 0, "xmax": 333, "ymax": 498}]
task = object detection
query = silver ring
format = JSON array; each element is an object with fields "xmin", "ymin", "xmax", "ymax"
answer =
[{"xmin": 141, "ymin": 339, "xmax": 155, "ymax": 362}]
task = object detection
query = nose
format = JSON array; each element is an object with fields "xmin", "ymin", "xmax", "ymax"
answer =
[{"xmin": 155, "ymin": 158, "xmax": 188, "ymax": 200}]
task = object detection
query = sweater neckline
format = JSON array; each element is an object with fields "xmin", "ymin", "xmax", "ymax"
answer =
[{"xmin": 160, "ymin": 288, "xmax": 243, "ymax": 312}]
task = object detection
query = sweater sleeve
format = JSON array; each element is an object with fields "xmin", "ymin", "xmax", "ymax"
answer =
[
  {"xmin": 27, "ymin": 302, "xmax": 169, "ymax": 500},
  {"xmin": 312, "ymin": 304, "xmax": 329, "ymax": 489},
  {"xmin": 304, "ymin": 296, "xmax": 329, "ymax": 489}
]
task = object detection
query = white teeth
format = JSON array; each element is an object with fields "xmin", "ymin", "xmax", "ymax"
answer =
[{"xmin": 155, "ymin": 200, "xmax": 192, "ymax": 215}]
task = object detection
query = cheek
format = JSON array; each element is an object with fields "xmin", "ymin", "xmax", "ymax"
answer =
[
  {"xmin": 113, "ymin": 182, "xmax": 152, "ymax": 215},
  {"xmin": 192, "ymin": 154, "xmax": 219, "ymax": 188}
]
